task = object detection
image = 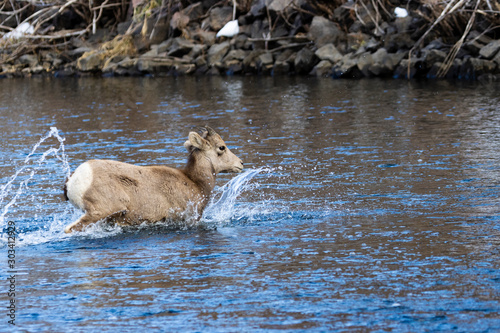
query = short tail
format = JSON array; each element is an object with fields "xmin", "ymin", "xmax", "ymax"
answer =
[{"xmin": 63, "ymin": 179, "xmax": 69, "ymax": 201}]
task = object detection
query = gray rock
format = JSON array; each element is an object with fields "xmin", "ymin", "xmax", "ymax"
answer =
[
  {"xmin": 226, "ymin": 61, "xmax": 243, "ymax": 75},
  {"xmin": 347, "ymin": 32, "xmax": 371, "ymax": 52},
  {"xmin": 310, "ymin": 60, "xmax": 332, "ymax": 77},
  {"xmin": 117, "ymin": 21, "xmax": 132, "ymax": 35},
  {"xmin": 307, "ymin": 16, "xmax": 345, "ymax": 48},
  {"xmin": 479, "ymin": 40, "xmax": 500, "ymax": 59},
  {"xmin": 459, "ymin": 58, "xmax": 497, "ymax": 80},
  {"xmin": 394, "ymin": 58, "xmax": 421, "ymax": 79},
  {"xmin": 257, "ymin": 52, "xmax": 274, "ymax": 74},
  {"xmin": 182, "ymin": 2, "xmax": 204, "ymax": 22},
  {"xmin": 356, "ymin": 52, "xmax": 373, "ymax": 77},
  {"xmin": 77, "ymin": 50, "xmax": 106, "ymax": 71},
  {"xmin": 394, "ymin": 16, "xmax": 412, "ymax": 34},
  {"xmin": 149, "ymin": 20, "xmax": 169, "ymax": 44},
  {"xmin": 136, "ymin": 58, "xmax": 174, "ymax": 72},
  {"xmin": 174, "ymin": 63, "xmax": 196, "ymax": 75},
  {"xmin": 384, "ymin": 33, "xmax": 415, "ymax": 52},
  {"xmin": 193, "ymin": 29, "xmax": 216, "ymax": 46},
  {"xmin": 423, "ymin": 49, "xmax": 447, "ymax": 68},
  {"xmin": 223, "ymin": 49, "xmax": 248, "ymax": 62},
  {"xmin": 209, "ymin": 6, "xmax": 233, "ymax": 31},
  {"xmin": 207, "ymin": 42, "xmax": 231, "ymax": 65},
  {"xmin": 248, "ymin": 0, "xmax": 266, "ymax": 17},
  {"xmin": 257, "ymin": 52, "xmax": 274, "ymax": 67},
  {"xmin": 18, "ymin": 54, "xmax": 38, "ymax": 67},
  {"xmin": 493, "ymin": 50, "xmax": 500, "ymax": 66},
  {"xmin": 250, "ymin": 19, "xmax": 264, "ymax": 39},
  {"xmin": 273, "ymin": 61, "xmax": 290, "ymax": 75},
  {"xmin": 426, "ymin": 62, "xmax": 444, "ymax": 79},
  {"xmin": 167, "ymin": 38, "xmax": 195, "ymax": 57},
  {"xmin": 241, "ymin": 49, "xmax": 265, "ymax": 73},
  {"xmin": 332, "ymin": 53, "xmax": 363, "ymax": 78},
  {"xmin": 188, "ymin": 44, "xmax": 207, "ymax": 59},
  {"xmin": 268, "ymin": 0, "xmax": 304, "ymax": 13},
  {"xmin": 275, "ymin": 49, "xmax": 294, "ymax": 63},
  {"xmin": 294, "ymin": 47, "xmax": 316, "ymax": 74},
  {"xmin": 170, "ymin": 12, "xmax": 190, "ymax": 32},
  {"xmin": 315, "ymin": 43, "xmax": 343, "ymax": 64},
  {"xmin": 362, "ymin": 49, "xmax": 405, "ymax": 76},
  {"xmin": 142, "ymin": 44, "xmax": 159, "ymax": 57}
]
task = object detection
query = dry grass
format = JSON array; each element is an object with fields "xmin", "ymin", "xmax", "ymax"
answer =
[
  {"xmin": 0, "ymin": 0, "xmax": 129, "ymax": 65},
  {"xmin": 1, "ymin": 0, "xmax": 500, "ymax": 74}
]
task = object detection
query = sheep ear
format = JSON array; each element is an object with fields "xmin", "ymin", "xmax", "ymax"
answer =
[{"xmin": 187, "ymin": 132, "xmax": 210, "ymax": 151}]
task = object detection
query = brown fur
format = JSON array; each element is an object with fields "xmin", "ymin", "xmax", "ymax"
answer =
[{"xmin": 64, "ymin": 127, "xmax": 243, "ymax": 233}]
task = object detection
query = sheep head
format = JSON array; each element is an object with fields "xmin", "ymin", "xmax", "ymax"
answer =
[{"xmin": 184, "ymin": 126, "xmax": 243, "ymax": 174}]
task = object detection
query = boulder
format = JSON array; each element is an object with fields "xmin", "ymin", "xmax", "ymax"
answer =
[
  {"xmin": 223, "ymin": 49, "xmax": 248, "ymax": 62},
  {"xmin": 76, "ymin": 50, "xmax": 107, "ymax": 71},
  {"xmin": 273, "ymin": 61, "xmax": 290, "ymax": 75},
  {"xmin": 307, "ymin": 16, "xmax": 345, "ymax": 48},
  {"xmin": 243, "ymin": 49, "xmax": 265, "ymax": 72},
  {"xmin": 18, "ymin": 54, "xmax": 39, "ymax": 67},
  {"xmin": 174, "ymin": 63, "xmax": 196, "ymax": 75},
  {"xmin": 268, "ymin": 0, "xmax": 304, "ymax": 14},
  {"xmin": 310, "ymin": 60, "xmax": 333, "ymax": 77},
  {"xmin": 423, "ymin": 49, "xmax": 447, "ymax": 68},
  {"xmin": 182, "ymin": 2, "xmax": 204, "ymax": 22},
  {"xmin": 383, "ymin": 33, "xmax": 415, "ymax": 52},
  {"xmin": 493, "ymin": 51, "xmax": 500, "ymax": 66},
  {"xmin": 393, "ymin": 57, "xmax": 422, "ymax": 79},
  {"xmin": 294, "ymin": 47, "xmax": 316, "ymax": 74},
  {"xmin": 167, "ymin": 38, "xmax": 196, "ymax": 57},
  {"xmin": 209, "ymin": 6, "xmax": 233, "ymax": 31},
  {"xmin": 225, "ymin": 60, "xmax": 243, "ymax": 75},
  {"xmin": 458, "ymin": 58, "xmax": 497, "ymax": 80},
  {"xmin": 136, "ymin": 58, "xmax": 174, "ymax": 72},
  {"xmin": 426, "ymin": 62, "xmax": 444, "ymax": 79},
  {"xmin": 188, "ymin": 44, "xmax": 207, "ymax": 59},
  {"xmin": 170, "ymin": 12, "xmax": 190, "ymax": 32},
  {"xmin": 332, "ymin": 53, "xmax": 363, "ymax": 79},
  {"xmin": 248, "ymin": 0, "xmax": 266, "ymax": 17},
  {"xmin": 315, "ymin": 43, "xmax": 343, "ymax": 64},
  {"xmin": 207, "ymin": 41, "xmax": 231, "ymax": 65},
  {"xmin": 479, "ymin": 40, "xmax": 500, "ymax": 59},
  {"xmin": 356, "ymin": 52, "xmax": 373, "ymax": 77},
  {"xmin": 257, "ymin": 52, "xmax": 274, "ymax": 70},
  {"xmin": 347, "ymin": 32, "xmax": 371, "ymax": 52},
  {"xmin": 356, "ymin": 48, "xmax": 404, "ymax": 77}
]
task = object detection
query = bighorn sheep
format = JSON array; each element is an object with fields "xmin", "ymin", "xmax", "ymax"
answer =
[{"xmin": 64, "ymin": 127, "xmax": 243, "ymax": 233}]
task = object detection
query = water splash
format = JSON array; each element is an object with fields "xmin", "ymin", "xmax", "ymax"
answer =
[
  {"xmin": 0, "ymin": 127, "xmax": 71, "ymax": 246},
  {"xmin": 203, "ymin": 167, "xmax": 276, "ymax": 226}
]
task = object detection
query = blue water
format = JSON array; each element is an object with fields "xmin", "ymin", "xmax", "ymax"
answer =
[{"xmin": 0, "ymin": 77, "xmax": 499, "ymax": 331}]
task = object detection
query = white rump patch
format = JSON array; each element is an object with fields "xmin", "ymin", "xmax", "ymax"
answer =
[{"xmin": 66, "ymin": 162, "xmax": 93, "ymax": 210}]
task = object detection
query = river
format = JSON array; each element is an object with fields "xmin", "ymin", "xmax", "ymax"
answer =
[{"xmin": 0, "ymin": 76, "xmax": 499, "ymax": 331}]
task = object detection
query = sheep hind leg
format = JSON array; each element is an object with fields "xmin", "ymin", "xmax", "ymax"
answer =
[{"xmin": 64, "ymin": 211, "xmax": 106, "ymax": 233}]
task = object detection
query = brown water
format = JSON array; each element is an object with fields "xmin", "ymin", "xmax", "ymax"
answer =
[{"xmin": 0, "ymin": 76, "xmax": 499, "ymax": 331}]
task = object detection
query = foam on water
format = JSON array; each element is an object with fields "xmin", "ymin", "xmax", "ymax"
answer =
[{"xmin": 1, "ymin": 128, "xmax": 275, "ymax": 247}]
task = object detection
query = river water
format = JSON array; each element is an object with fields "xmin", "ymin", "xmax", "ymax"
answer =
[{"xmin": 0, "ymin": 76, "xmax": 499, "ymax": 332}]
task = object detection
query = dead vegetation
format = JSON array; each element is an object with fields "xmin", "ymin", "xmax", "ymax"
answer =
[{"xmin": 1, "ymin": 0, "xmax": 500, "ymax": 77}]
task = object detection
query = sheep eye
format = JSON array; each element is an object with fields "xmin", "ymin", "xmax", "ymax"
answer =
[{"xmin": 218, "ymin": 146, "xmax": 226, "ymax": 152}]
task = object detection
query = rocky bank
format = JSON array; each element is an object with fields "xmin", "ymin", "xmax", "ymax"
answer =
[{"xmin": 1, "ymin": 0, "xmax": 500, "ymax": 81}]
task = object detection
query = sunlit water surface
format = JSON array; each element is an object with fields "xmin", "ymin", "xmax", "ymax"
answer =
[{"xmin": 0, "ymin": 77, "xmax": 499, "ymax": 332}]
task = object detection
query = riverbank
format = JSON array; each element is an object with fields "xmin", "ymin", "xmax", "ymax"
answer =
[{"xmin": 1, "ymin": 0, "xmax": 500, "ymax": 80}]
